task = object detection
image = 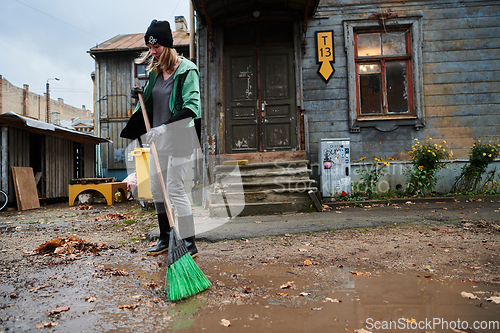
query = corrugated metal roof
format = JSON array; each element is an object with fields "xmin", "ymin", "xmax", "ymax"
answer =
[
  {"xmin": 0, "ymin": 112, "xmax": 109, "ymax": 144},
  {"xmin": 89, "ymin": 30, "xmax": 190, "ymax": 53}
]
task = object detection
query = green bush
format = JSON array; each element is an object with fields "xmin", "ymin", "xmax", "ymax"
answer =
[{"xmin": 406, "ymin": 138, "xmax": 453, "ymax": 196}]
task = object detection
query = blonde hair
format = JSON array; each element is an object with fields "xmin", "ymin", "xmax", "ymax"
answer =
[{"xmin": 135, "ymin": 47, "xmax": 178, "ymax": 74}]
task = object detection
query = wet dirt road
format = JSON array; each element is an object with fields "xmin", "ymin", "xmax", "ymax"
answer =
[
  {"xmin": 1, "ymin": 249, "xmax": 499, "ymax": 332},
  {"xmin": 0, "ymin": 198, "xmax": 499, "ymax": 332}
]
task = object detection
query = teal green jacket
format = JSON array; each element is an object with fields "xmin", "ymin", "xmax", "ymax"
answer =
[{"xmin": 120, "ymin": 57, "xmax": 201, "ymax": 140}]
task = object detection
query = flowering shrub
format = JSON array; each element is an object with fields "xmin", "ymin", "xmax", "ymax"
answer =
[
  {"xmin": 406, "ymin": 138, "xmax": 453, "ymax": 196},
  {"xmin": 355, "ymin": 157, "xmax": 392, "ymax": 198},
  {"xmin": 452, "ymin": 140, "xmax": 500, "ymax": 193}
]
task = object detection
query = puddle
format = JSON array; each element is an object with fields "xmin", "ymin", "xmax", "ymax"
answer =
[{"xmin": 1, "ymin": 250, "xmax": 499, "ymax": 332}]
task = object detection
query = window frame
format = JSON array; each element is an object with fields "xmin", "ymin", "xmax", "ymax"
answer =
[{"xmin": 344, "ymin": 17, "xmax": 424, "ymax": 132}]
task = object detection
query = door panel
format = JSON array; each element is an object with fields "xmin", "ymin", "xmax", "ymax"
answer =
[
  {"xmin": 261, "ymin": 49, "xmax": 296, "ymax": 151},
  {"xmin": 225, "ymin": 53, "xmax": 258, "ymax": 153},
  {"xmin": 225, "ymin": 47, "xmax": 296, "ymax": 153}
]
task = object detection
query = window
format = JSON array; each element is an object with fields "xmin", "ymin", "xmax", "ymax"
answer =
[
  {"xmin": 344, "ymin": 17, "xmax": 424, "ymax": 132},
  {"xmin": 135, "ymin": 64, "xmax": 149, "ymax": 88}
]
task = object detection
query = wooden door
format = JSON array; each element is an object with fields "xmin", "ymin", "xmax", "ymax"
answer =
[{"xmin": 225, "ymin": 47, "xmax": 296, "ymax": 153}]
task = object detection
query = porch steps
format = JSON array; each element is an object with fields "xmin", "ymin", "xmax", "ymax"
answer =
[{"xmin": 209, "ymin": 160, "xmax": 319, "ymax": 217}]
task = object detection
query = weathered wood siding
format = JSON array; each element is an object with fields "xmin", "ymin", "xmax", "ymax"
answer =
[
  {"xmin": 45, "ymin": 136, "xmax": 73, "ymax": 198},
  {"xmin": 303, "ymin": 0, "xmax": 500, "ymax": 163},
  {"xmin": 7, "ymin": 127, "xmax": 30, "ymax": 202},
  {"xmin": 95, "ymin": 53, "xmax": 137, "ymax": 176},
  {"xmin": 5, "ymin": 127, "xmax": 97, "ymax": 200}
]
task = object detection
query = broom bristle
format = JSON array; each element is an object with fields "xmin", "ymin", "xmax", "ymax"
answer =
[
  {"xmin": 165, "ymin": 227, "xmax": 211, "ymax": 302},
  {"xmin": 166, "ymin": 252, "xmax": 212, "ymax": 301}
]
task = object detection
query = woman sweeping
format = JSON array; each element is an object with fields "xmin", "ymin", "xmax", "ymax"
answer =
[{"xmin": 121, "ymin": 19, "xmax": 201, "ymax": 258}]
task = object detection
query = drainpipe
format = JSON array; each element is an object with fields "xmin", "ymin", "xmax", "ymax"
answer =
[
  {"xmin": 90, "ymin": 53, "xmax": 102, "ymax": 178},
  {"xmin": 190, "ymin": 0, "xmax": 195, "ymax": 62},
  {"xmin": 1, "ymin": 126, "xmax": 8, "ymax": 193}
]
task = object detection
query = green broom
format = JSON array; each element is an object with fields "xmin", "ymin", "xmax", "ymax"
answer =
[{"xmin": 136, "ymin": 80, "xmax": 211, "ymax": 301}]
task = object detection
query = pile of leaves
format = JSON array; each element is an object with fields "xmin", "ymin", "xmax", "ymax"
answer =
[{"xmin": 33, "ymin": 235, "xmax": 107, "ymax": 256}]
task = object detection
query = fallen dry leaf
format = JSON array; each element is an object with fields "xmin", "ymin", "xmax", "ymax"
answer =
[
  {"xmin": 280, "ymin": 281, "xmax": 295, "ymax": 289},
  {"xmin": 276, "ymin": 292, "xmax": 288, "ymax": 296},
  {"xmin": 486, "ymin": 296, "xmax": 500, "ymax": 304},
  {"xmin": 303, "ymin": 259, "xmax": 312, "ymax": 266},
  {"xmin": 36, "ymin": 322, "xmax": 59, "ymax": 328},
  {"xmin": 324, "ymin": 297, "xmax": 340, "ymax": 303},
  {"xmin": 350, "ymin": 271, "xmax": 371, "ymax": 277},
  {"xmin": 48, "ymin": 306, "xmax": 70, "ymax": 315},
  {"xmin": 299, "ymin": 292, "xmax": 310, "ymax": 296},
  {"xmin": 30, "ymin": 285, "xmax": 48, "ymax": 293},
  {"xmin": 145, "ymin": 282, "xmax": 157, "ymax": 288},
  {"xmin": 221, "ymin": 319, "xmax": 231, "ymax": 327},
  {"xmin": 460, "ymin": 291, "xmax": 479, "ymax": 300},
  {"xmin": 119, "ymin": 302, "xmax": 140, "ymax": 309}
]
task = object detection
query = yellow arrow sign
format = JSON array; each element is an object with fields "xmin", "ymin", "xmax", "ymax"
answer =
[{"xmin": 316, "ymin": 31, "xmax": 335, "ymax": 82}]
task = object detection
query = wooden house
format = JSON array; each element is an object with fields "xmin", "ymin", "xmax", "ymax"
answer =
[
  {"xmin": 88, "ymin": 17, "xmax": 191, "ymax": 180},
  {"xmin": 0, "ymin": 112, "xmax": 110, "ymax": 206},
  {"xmin": 190, "ymin": 0, "xmax": 500, "ymax": 200}
]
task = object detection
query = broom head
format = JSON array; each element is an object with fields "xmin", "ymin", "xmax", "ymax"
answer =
[{"xmin": 165, "ymin": 226, "xmax": 211, "ymax": 301}]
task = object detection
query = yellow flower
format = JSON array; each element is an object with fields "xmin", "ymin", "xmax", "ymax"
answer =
[
  {"xmin": 483, "ymin": 153, "xmax": 487, "ymax": 156},
  {"xmin": 443, "ymin": 140, "xmax": 446, "ymax": 144},
  {"xmin": 439, "ymin": 146, "xmax": 442, "ymax": 148},
  {"xmin": 429, "ymin": 138, "xmax": 433, "ymax": 140},
  {"xmin": 414, "ymin": 138, "xmax": 418, "ymax": 141},
  {"xmin": 388, "ymin": 158, "xmax": 394, "ymax": 161},
  {"xmin": 418, "ymin": 165, "xmax": 424, "ymax": 171},
  {"xmin": 492, "ymin": 149, "xmax": 495, "ymax": 152},
  {"xmin": 427, "ymin": 150, "xmax": 431, "ymax": 153},
  {"xmin": 488, "ymin": 154, "xmax": 492, "ymax": 157},
  {"xmin": 478, "ymin": 140, "xmax": 481, "ymax": 142}
]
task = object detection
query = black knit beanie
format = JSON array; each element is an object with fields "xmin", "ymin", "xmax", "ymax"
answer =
[{"xmin": 145, "ymin": 19, "xmax": 173, "ymax": 48}]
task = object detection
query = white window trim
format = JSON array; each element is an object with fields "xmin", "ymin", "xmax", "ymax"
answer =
[{"xmin": 344, "ymin": 16, "xmax": 424, "ymax": 132}]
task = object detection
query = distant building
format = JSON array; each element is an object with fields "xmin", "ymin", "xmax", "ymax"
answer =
[
  {"xmin": 60, "ymin": 117, "xmax": 94, "ymax": 134},
  {"xmin": 0, "ymin": 75, "xmax": 91, "ymax": 125}
]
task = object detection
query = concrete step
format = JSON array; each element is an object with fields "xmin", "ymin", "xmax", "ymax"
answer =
[
  {"xmin": 216, "ymin": 169, "xmax": 312, "ymax": 184},
  {"xmin": 218, "ymin": 179, "xmax": 316, "ymax": 192},
  {"xmin": 211, "ymin": 187, "xmax": 318, "ymax": 205},
  {"xmin": 214, "ymin": 160, "xmax": 310, "ymax": 175},
  {"xmin": 209, "ymin": 200, "xmax": 314, "ymax": 217}
]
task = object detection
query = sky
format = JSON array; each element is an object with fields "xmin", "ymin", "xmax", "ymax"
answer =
[{"xmin": 0, "ymin": 0, "xmax": 191, "ymax": 113}]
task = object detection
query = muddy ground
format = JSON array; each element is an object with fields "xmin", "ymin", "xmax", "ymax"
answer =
[{"xmin": 0, "ymin": 199, "xmax": 499, "ymax": 332}]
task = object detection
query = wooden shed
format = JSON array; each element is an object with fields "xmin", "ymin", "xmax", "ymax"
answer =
[{"xmin": 0, "ymin": 112, "xmax": 110, "ymax": 206}]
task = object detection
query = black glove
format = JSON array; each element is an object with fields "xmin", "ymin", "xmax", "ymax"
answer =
[{"xmin": 131, "ymin": 86, "xmax": 143, "ymax": 99}]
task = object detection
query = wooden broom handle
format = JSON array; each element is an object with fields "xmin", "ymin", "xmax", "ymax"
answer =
[{"xmin": 135, "ymin": 79, "xmax": 175, "ymax": 228}]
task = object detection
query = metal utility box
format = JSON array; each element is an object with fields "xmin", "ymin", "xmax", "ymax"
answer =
[{"xmin": 320, "ymin": 138, "xmax": 351, "ymax": 198}]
